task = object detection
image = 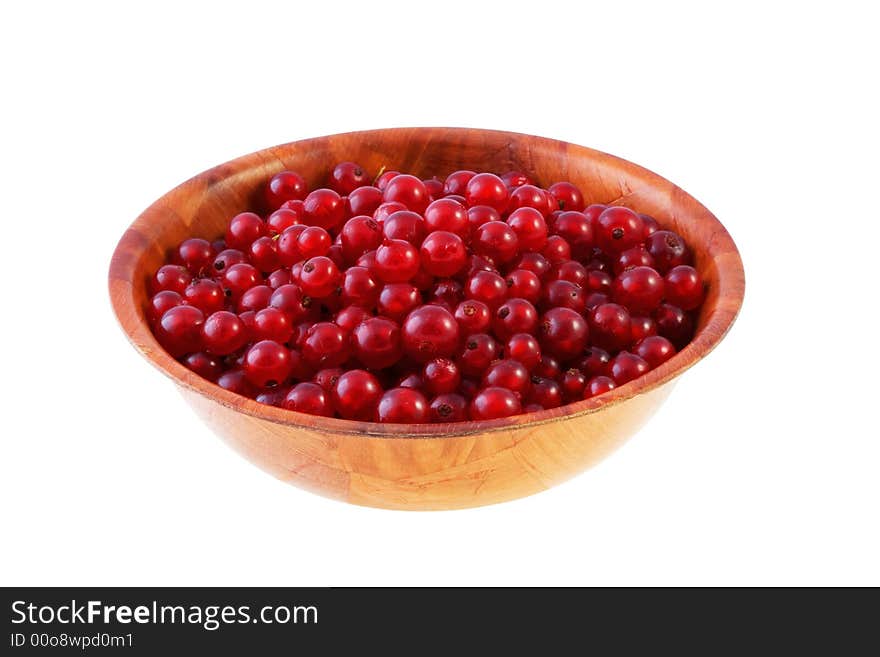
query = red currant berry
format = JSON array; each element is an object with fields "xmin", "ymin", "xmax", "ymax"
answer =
[
  {"xmin": 424, "ymin": 198, "xmax": 469, "ymax": 237},
  {"xmin": 539, "ymin": 307, "xmax": 589, "ymax": 361},
  {"xmin": 201, "ymin": 310, "xmax": 247, "ymax": 355},
  {"xmin": 402, "ymin": 305, "xmax": 460, "ymax": 363},
  {"xmin": 383, "ymin": 210, "xmax": 426, "ymax": 245},
  {"xmin": 634, "ymin": 335, "xmax": 677, "ymax": 368},
  {"xmin": 283, "ymin": 382, "xmax": 332, "ymax": 416},
  {"xmin": 630, "ymin": 315, "xmax": 658, "ymax": 343},
  {"xmin": 377, "ymin": 387, "xmax": 429, "ymax": 423},
  {"xmin": 664, "ymin": 265, "xmax": 704, "ymax": 310},
  {"xmin": 550, "ymin": 260, "xmax": 588, "ymax": 287},
  {"xmin": 588, "ymin": 303, "xmax": 632, "ymax": 352},
  {"xmin": 382, "ymin": 174, "xmax": 430, "ymax": 213},
  {"xmin": 332, "ymin": 369, "xmax": 383, "ymax": 420},
  {"xmin": 313, "ymin": 368, "xmax": 344, "ymax": 392},
  {"xmin": 465, "ymin": 173, "xmax": 509, "ymax": 212},
  {"xmin": 148, "ymin": 290, "xmax": 184, "ymax": 323},
  {"xmin": 506, "ymin": 207, "xmax": 548, "ymax": 251},
  {"xmin": 527, "ymin": 376, "xmax": 563, "ymax": 409},
  {"xmin": 378, "ymin": 283, "xmax": 420, "ymax": 322},
  {"xmin": 247, "ymin": 236, "xmax": 280, "ymax": 272},
  {"xmin": 542, "ymin": 235, "xmax": 571, "ymax": 264},
  {"xmin": 222, "ymin": 263, "xmax": 262, "ymax": 301},
  {"xmin": 269, "ymin": 284, "xmax": 311, "ymax": 322},
  {"xmin": 267, "ymin": 207, "xmax": 302, "ymax": 235},
  {"xmin": 607, "ymin": 351, "xmax": 650, "ymax": 385},
  {"xmin": 265, "ymin": 171, "xmax": 307, "ymax": 209},
  {"xmin": 653, "ymin": 303, "xmax": 694, "ymax": 349},
  {"xmin": 507, "ymin": 184, "xmax": 548, "ymax": 215},
  {"xmin": 340, "ymin": 266, "xmax": 380, "ymax": 308},
  {"xmin": 514, "ymin": 252, "xmax": 551, "ymax": 279},
  {"xmin": 329, "ymin": 161, "xmax": 370, "ymax": 195},
  {"xmin": 639, "ymin": 213, "xmax": 660, "ymax": 235},
  {"xmin": 176, "ymin": 238, "xmax": 215, "ymax": 275},
  {"xmin": 275, "ymin": 225, "xmax": 307, "ymax": 266},
  {"xmin": 303, "ymin": 188, "xmax": 346, "ymax": 230},
  {"xmin": 152, "ymin": 264, "xmax": 192, "ymax": 295},
  {"xmin": 453, "ymin": 299, "xmax": 492, "ymax": 335},
  {"xmin": 482, "ymin": 359, "xmax": 531, "ymax": 398},
  {"xmin": 429, "ymin": 393, "xmax": 468, "ymax": 422},
  {"xmin": 182, "ymin": 352, "xmax": 223, "ymax": 380},
  {"xmin": 541, "ymin": 280, "xmax": 587, "ymax": 314},
  {"xmin": 585, "ymin": 375, "xmax": 616, "ymax": 398},
  {"xmin": 595, "ymin": 206, "xmax": 645, "ymax": 254},
  {"xmin": 465, "ymin": 270, "xmax": 508, "ymax": 310},
  {"xmin": 299, "ymin": 256, "xmax": 340, "ymax": 298},
  {"xmin": 296, "ymin": 226, "xmax": 332, "ymax": 259},
  {"xmin": 473, "ymin": 221, "xmax": 519, "ymax": 264},
  {"xmin": 466, "ymin": 205, "xmax": 502, "ymax": 231},
  {"xmin": 420, "ymin": 231, "xmax": 467, "ymax": 277},
  {"xmin": 458, "ymin": 333, "xmax": 499, "ymax": 377},
  {"xmin": 494, "ymin": 298, "xmax": 539, "ymax": 341},
  {"xmin": 443, "ymin": 170, "xmax": 476, "ymax": 196},
  {"xmin": 243, "ymin": 340, "xmax": 291, "ymax": 388},
  {"xmin": 352, "ymin": 317, "xmax": 402, "ymax": 369},
  {"xmin": 469, "ymin": 387, "xmax": 521, "ymax": 420},
  {"xmin": 252, "ymin": 306, "xmax": 294, "ymax": 343},
  {"xmin": 534, "ymin": 354, "xmax": 561, "ymax": 380},
  {"xmin": 645, "ymin": 230, "xmax": 692, "ymax": 274},
  {"xmin": 428, "ymin": 279, "xmax": 463, "ymax": 308},
  {"xmin": 334, "ymin": 305, "xmax": 371, "ymax": 334},
  {"xmin": 374, "ymin": 239, "xmax": 420, "ymax": 283},
  {"xmin": 500, "ymin": 171, "xmax": 533, "ymax": 188},
  {"xmin": 302, "ymin": 322, "xmax": 349, "ymax": 369},
  {"xmin": 217, "ymin": 369, "xmax": 256, "ymax": 397},
  {"xmin": 552, "ymin": 211, "xmax": 594, "ymax": 259},
  {"xmin": 340, "ymin": 216, "xmax": 382, "ymax": 262},
  {"xmin": 613, "ymin": 266, "xmax": 665, "ymax": 314},
  {"xmin": 348, "ymin": 186, "xmax": 383, "ymax": 217},
  {"xmin": 548, "ymin": 182, "xmax": 585, "ymax": 212},
  {"xmin": 183, "ymin": 278, "xmax": 225, "ymax": 315},
  {"xmin": 505, "ymin": 333, "xmax": 541, "ymax": 371},
  {"xmin": 614, "ymin": 245, "xmax": 655, "ymax": 275},
  {"xmin": 375, "ymin": 170, "xmax": 401, "ymax": 191},
  {"xmin": 577, "ymin": 347, "xmax": 611, "ymax": 378},
  {"xmin": 422, "ymin": 358, "xmax": 461, "ymax": 395},
  {"xmin": 505, "ymin": 269, "xmax": 542, "ymax": 304},
  {"xmin": 561, "ymin": 368, "xmax": 587, "ymax": 402},
  {"xmin": 225, "ymin": 212, "xmax": 267, "ymax": 250}
]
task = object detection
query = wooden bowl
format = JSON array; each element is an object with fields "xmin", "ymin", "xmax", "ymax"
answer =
[{"xmin": 109, "ymin": 128, "xmax": 744, "ymax": 510}]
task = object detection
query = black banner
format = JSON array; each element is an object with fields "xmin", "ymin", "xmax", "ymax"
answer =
[{"xmin": 1, "ymin": 587, "xmax": 875, "ymax": 653}]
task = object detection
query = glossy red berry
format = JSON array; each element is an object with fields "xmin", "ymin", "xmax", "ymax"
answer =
[
  {"xmin": 420, "ymin": 231, "xmax": 467, "ymax": 277},
  {"xmin": 588, "ymin": 303, "xmax": 632, "ymax": 352},
  {"xmin": 201, "ymin": 310, "xmax": 247, "ymax": 355},
  {"xmin": 542, "ymin": 235, "xmax": 571, "ymax": 264},
  {"xmin": 453, "ymin": 299, "xmax": 492, "ymax": 334},
  {"xmin": 607, "ymin": 351, "xmax": 650, "ymax": 385},
  {"xmin": 424, "ymin": 198, "xmax": 469, "ymax": 237},
  {"xmin": 182, "ymin": 352, "xmax": 223, "ymax": 380},
  {"xmin": 614, "ymin": 245, "xmax": 655, "ymax": 275},
  {"xmin": 595, "ymin": 206, "xmax": 645, "ymax": 254},
  {"xmin": 222, "ymin": 263, "xmax": 262, "ymax": 301},
  {"xmin": 296, "ymin": 226, "xmax": 332, "ymax": 259},
  {"xmin": 299, "ymin": 256, "xmax": 340, "ymax": 298},
  {"xmin": 469, "ymin": 387, "xmax": 521, "ymax": 420},
  {"xmin": 506, "ymin": 207, "xmax": 548, "ymax": 251},
  {"xmin": 466, "ymin": 205, "xmax": 502, "ymax": 231},
  {"xmin": 352, "ymin": 317, "xmax": 402, "ymax": 369},
  {"xmin": 645, "ymin": 230, "xmax": 691, "ymax": 273},
  {"xmin": 613, "ymin": 266, "xmax": 665, "ymax": 313},
  {"xmin": 473, "ymin": 221, "xmax": 519, "ymax": 264},
  {"xmin": 539, "ymin": 307, "xmax": 588, "ymax": 361},
  {"xmin": 283, "ymin": 382, "xmax": 332, "ymax": 416},
  {"xmin": 243, "ymin": 340, "xmax": 291, "ymax": 387},
  {"xmin": 577, "ymin": 347, "xmax": 611, "ymax": 378},
  {"xmin": 148, "ymin": 290, "xmax": 184, "ymax": 323},
  {"xmin": 514, "ymin": 252, "xmax": 551, "ymax": 279},
  {"xmin": 252, "ymin": 307, "xmax": 293, "ymax": 344},
  {"xmin": 443, "ymin": 170, "xmax": 476, "ymax": 196},
  {"xmin": 334, "ymin": 305, "xmax": 371, "ymax": 334},
  {"xmin": 183, "ymin": 278, "xmax": 225, "ymax": 315},
  {"xmin": 548, "ymin": 182, "xmax": 585, "ymax": 212},
  {"xmin": 382, "ymin": 174, "xmax": 430, "ymax": 213},
  {"xmin": 505, "ymin": 333, "xmax": 541, "ymax": 371},
  {"xmin": 347, "ymin": 186, "xmax": 383, "ymax": 217},
  {"xmin": 664, "ymin": 265, "xmax": 704, "ymax": 310},
  {"xmin": 340, "ymin": 266, "xmax": 380, "ymax": 308},
  {"xmin": 225, "ymin": 212, "xmax": 266, "ymax": 250},
  {"xmin": 176, "ymin": 238, "xmax": 215, "ymax": 275},
  {"xmin": 465, "ymin": 173, "xmax": 509, "ymax": 212},
  {"xmin": 265, "ymin": 171, "xmax": 307, "ymax": 209},
  {"xmin": 332, "ymin": 369, "xmax": 383, "ymax": 420},
  {"xmin": 505, "ymin": 269, "xmax": 542, "ymax": 304},
  {"xmin": 377, "ymin": 283, "xmax": 420, "ymax": 322},
  {"xmin": 302, "ymin": 322, "xmax": 350, "ymax": 369},
  {"xmin": 541, "ymin": 280, "xmax": 587, "ymax": 313},
  {"xmin": 493, "ymin": 298, "xmax": 538, "ymax": 341},
  {"xmin": 269, "ymin": 284, "xmax": 311, "ymax": 322},
  {"xmin": 374, "ymin": 239, "xmax": 420, "ymax": 283},
  {"xmin": 382, "ymin": 210, "xmax": 426, "ymax": 245},
  {"xmin": 155, "ymin": 305, "xmax": 204, "ymax": 357},
  {"xmin": 402, "ymin": 305, "xmax": 460, "ymax": 363},
  {"xmin": 375, "ymin": 170, "xmax": 401, "ymax": 191},
  {"xmin": 630, "ymin": 315, "xmax": 658, "ymax": 343},
  {"xmin": 340, "ymin": 216, "xmax": 382, "ymax": 262},
  {"xmin": 377, "ymin": 387, "xmax": 429, "ymax": 423},
  {"xmin": 552, "ymin": 211, "xmax": 593, "ymax": 259},
  {"xmin": 429, "ymin": 393, "xmax": 468, "ymax": 422},
  {"xmin": 653, "ymin": 303, "xmax": 694, "ymax": 349},
  {"xmin": 329, "ymin": 161, "xmax": 370, "ymax": 195},
  {"xmin": 561, "ymin": 368, "xmax": 588, "ymax": 402},
  {"xmin": 585, "ymin": 375, "xmax": 616, "ymax": 398},
  {"xmin": 482, "ymin": 359, "xmax": 531, "ymax": 398},
  {"xmin": 457, "ymin": 333, "xmax": 499, "ymax": 377},
  {"xmin": 267, "ymin": 207, "xmax": 302, "ymax": 235},
  {"xmin": 634, "ymin": 335, "xmax": 677, "ymax": 368},
  {"xmin": 152, "ymin": 264, "xmax": 192, "ymax": 295},
  {"xmin": 534, "ymin": 354, "xmax": 561, "ymax": 380},
  {"xmin": 465, "ymin": 270, "xmax": 508, "ymax": 309},
  {"xmin": 303, "ymin": 188, "xmax": 346, "ymax": 230},
  {"xmin": 422, "ymin": 358, "xmax": 461, "ymax": 395},
  {"xmin": 216, "ymin": 369, "xmax": 256, "ymax": 397}
]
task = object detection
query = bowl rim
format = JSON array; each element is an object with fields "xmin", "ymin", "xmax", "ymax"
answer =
[{"xmin": 108, "ymin": 127, "xmax": 745, "ymax": 438}]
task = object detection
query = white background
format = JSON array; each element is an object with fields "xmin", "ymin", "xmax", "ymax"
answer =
[{"xmin": 2, "ymin": 1, "xmax": 878, "ymax": 586}]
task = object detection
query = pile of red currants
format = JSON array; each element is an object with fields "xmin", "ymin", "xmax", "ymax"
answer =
[{"xmin": 148, "ymin": 163, "xmax": 704, "ymax": 423}]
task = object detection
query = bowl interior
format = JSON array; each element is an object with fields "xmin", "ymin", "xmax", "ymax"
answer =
[{"xmin": 109, "ymin": 127, "xmax": 744, "ymax": 437}]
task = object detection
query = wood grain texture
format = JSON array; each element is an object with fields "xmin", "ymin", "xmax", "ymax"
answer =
[{"xmin": 109, "ymin": 127, "xmax": 745, "ymax": 510}]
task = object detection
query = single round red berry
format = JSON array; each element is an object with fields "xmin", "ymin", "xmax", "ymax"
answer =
[
  {"xmin": 201, "ymin": 310, "xmax": 247, "ymax": 355},
  {"xmin": 382, "ymin": 174, "xmax": 430, "ymax": 214},
  {"xmin": 505, "ymin": 333, "xmax": 541, "ymax": 370},
  {"xmin": 443, "ymin": 170, "xmax": 476, "ymax": 196},
  {"xmin": 296, "ymin": 226, "xmax": 332, "ymax": 259},
  {"xmin": 148, "ymin": 290, "xmax": 184, "ymax": 323},
  {"xmin": 664, "ymin": 265, "xmax": 704, "ymax": 310},
  {"xmin": 614, "ymin": 245, "xmax": 655, "ymax": 275},
  {"xmin": 552, "ymin": 211, "xmax": 594, "ymax": 259},
  {"xmin": 420, "ymin": 231, "xmax": 467, "ymax": 277},
  {"xmin": 465, "ymin": 173, "xmax": 509, "ymax": 212},
  {"xmin": 217, "ymin": 369, "xmax": 256, "ymax": 397},
  {"xmin": 152, "ymin": 264, "xmax": 192, "ymax": 295},
  {"xmin": 302, "ymin": 322, "xmax": 350, "ymax": 369},
  {"xmin": 507, "ymin": 207, "xmax": 548, "ymax": 251},
  {"xmin": 182, "ymin": 351, "xmax": 223, "ymax": 380},
  {"xmin": 482, "ymin": 359, "xmax": 531, "ymax": 398},
  {"xmin": 453, "ymin": 299, "xmax": 491, "ymax": 335},
  {"xmin": 402, "ymin": 305, "xmax": 460, "ymax": 363},
  {"xmin": 465, "ymin": 270, "xmax": 508, "ymax": 310},
  {"xmin": 457, "ymin": 333, "xmax": 499, "ymax": 377},
  {"xmin": 466, "ymin": 205, "xmax": 502, "ymax": 231},
  {"xmin": 422, "ymin": 358, "xmax": 461, "ymax": 395},
  {"xmin": 639, "ymin": 213, "xmax": 660, "ymax": 235},
  {"xmin": 585, "ymin": 375, "xmax": 616, "ymax": 398},
  {"xmin": 334, "ymin": 305, "xmax": 372, "ymax": 334},
  {"xmin": 539, "ymin": 307, "xmax": 588, "ymax": 361},
  {"xmin": 527, "ymin": 376, "xmax": 563, "ymax": 409},
  {"xmin": 493, "ymin": 298, "xmax": 538, "ymax": 341},
  {"xmin": 176, "ymin": 238, "xmax": 215, "ymax": 275},
  {"xmin": 374, "ymin": 239, "xmax": 420, "ymax": 283},
  {"xmin": 313, "ymin": 368, "xmax": 344, "ymax": 392},
  {"xmin": 269, "ymin": 284, "xmax": 311, "ymax": 322},
  {"xmin": 469, "ymin": 387, "xmax": 521, "ymax": 420},
  {"xmin": 542, "ymin": 235, "xmax": 572, "ymax": 264},
  {"xmin": 375, "ymin": 170, "xmax": 401, "ymax": 191},
  {"xmin": 653, "ymin": 303, "xmax": 694, "ymax": 349},
  {"xmin": 340, "ymin": 216, "xmax": 382, "ymax": 262},
  {"xmin": 303, "ymin": 188, "xmax": 346, "ymax": 230},
  {"xmin": 340, "ymin": 266, "xmax": 380, "ymax": 308},
  {"xmin": 276, "ymin": 224, "xmax": 307, "ymax": 266},
  {"xmin": 630, "ymin": 315, "xmax": 658, "ymax": 343},
  {"xmin": 534, "ymin": 354, "xmax": 561, "ymax": 380},
  {"xmin": 424, "ymin": 198, "xmax": 469, "ymax": 237},
  {"xmin": 222, "ymin": 263, "xmax": 262, "ymax": 301},
  {"xmin": 607, "ymin": 351, "xmax": 650, "ymax": 385},
  {"xmin": 283, "ymin": 382, "xmax": 332, "ymax": 416},
  {"xmin": 514, "ymin": 252, "xmax": 551, "ymax": 279},
  {"xmin": 382, "ymin": 210, "xmax": 426, "ymax": 245},
  {"xmin": 577, "ymin": 347, "xmax": 611, "ymax": 378},
  {"xmin": 183, "ymin": 278, "xmax": 225, "ymax": 315},
  {"xmin": 267, "ymin": 207, "xmax": 303, "ymax": 235},
  {"xmin": 332, "ymin": 369, "xmax": 383, "ymax": 420},
  {"xmin": 548, "ymin": 182, "xmax": 585, "ymax": 212},
  {"xmin": 613, "ymin": 266, "xmax": 665, "ymax": 314},
  {"xmin": 299, "ymin": 256, "xmax": 340, "ymax": 298},
  {"xmin": 243, "ymin": 339, "xmax": 291, "ymax": 388},
  {"xmin": 505, "ymin": 269, "xmax": 542, "ymax": 304},
  {"xmin": 378, "ymin": 283, "xmax": 420, "ymax": 322},
  {"xmin": 595, "ymin": 206, "xmax": 645, "ymax": 254},
  {"xmin": 634, "ymin": 335, "xmax": 677, "ymax": 368},
  {"xmin": 550, "ymin": 260, "xmax": 588, "ymax": 287},
  {"xmin": 588, "ymin": 303, "xmax": 632, "ymax": 352},
  {"xmin": 329, "ymin": 161, "xmax": 370, "ymax": 195},
  {"xmin": 645, "ymin": 230, "xmax": 691, "ymax": 273},
  {"xmin": 156, "ymin": 305, "xmax": 205, "ymax": 357},
  {"xmin": 541, "ymin": 280, "xmax": 587, "ymax": 314},
  {"xmin": 352, "ymin": 317, "xmax": 402, "ymax": 369},
  {"xmin": 377, "ymin": 387, "xmax": 429, "ymax": 423},
  {"xmin": 429, "ymin": 393, "xmax": 468, "ymax": 422},
  {"xmin": 348, "ymin": 186, "xmax": 383, "ymax": 217},
  {"xmin": 507, "ymin": 184, "xmax": 548, "ymax": 215},
  {"xmin": 265, "ymin": 171, "xmax": 307, "ymax": 209},
  {"xmin": 473, "ymin": 221, "xmax": 519, "ymax": 264},
  {"xmin": 500, "ymin": 171, "xmax": 532, "ymax": 188},
  {"xmin": 225, "ymin": 212, "xmax": 267, "ymax": 250},
  {"xmin": 252, "ymin": 307, "xmax": 293, "ymax": 344}
]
